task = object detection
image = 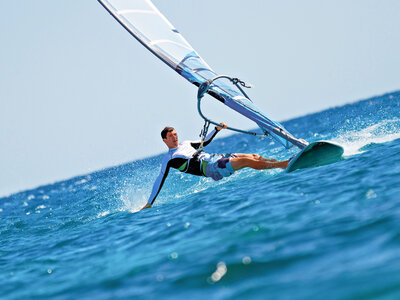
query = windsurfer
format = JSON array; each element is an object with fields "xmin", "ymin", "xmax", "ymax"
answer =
[{"xmin": 141, "ymin": 123, "xmax": 289, "ymax": 210}]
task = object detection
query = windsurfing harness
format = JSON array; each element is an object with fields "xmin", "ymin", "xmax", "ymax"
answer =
[{"xmin": 147, "ymin": 129, "xmax": 219, "ymax": 205}]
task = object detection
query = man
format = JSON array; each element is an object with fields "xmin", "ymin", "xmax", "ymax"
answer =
[{"xmin": 141, "ymin": 123, "xmax": 289, "ymax": 210}]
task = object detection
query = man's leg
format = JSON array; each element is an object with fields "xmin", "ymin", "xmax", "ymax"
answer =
[
  {"xmin": 234, "ymin": 153, "xmax": 278, "ymax": 162},
  {"xmin": 230, "ymin": 153, "xmax": 289, "ymax": 170}
]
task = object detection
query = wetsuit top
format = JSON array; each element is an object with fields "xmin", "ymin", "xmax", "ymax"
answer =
[{"xmin": 147, "ymin": 128, "xmax": 220, "ymax": 205}]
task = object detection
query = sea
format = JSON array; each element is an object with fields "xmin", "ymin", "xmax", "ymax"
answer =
[{"xmin": 1, "ymin": 92, "xmax": 400, "ymax": 300}]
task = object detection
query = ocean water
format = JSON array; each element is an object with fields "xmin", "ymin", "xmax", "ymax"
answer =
[{"xmin": 2, "ymin": 92, "xmax": 400, "ymax": 300}]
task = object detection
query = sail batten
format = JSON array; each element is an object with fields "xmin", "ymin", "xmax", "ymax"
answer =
[{"xmin": 117, "ymin": 9, "xmax": 156, "ymax": 15}]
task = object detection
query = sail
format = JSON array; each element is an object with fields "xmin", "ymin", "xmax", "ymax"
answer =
[{"xmin": 98, "ymin": 0, "xmax": 307, "ymax": 149}]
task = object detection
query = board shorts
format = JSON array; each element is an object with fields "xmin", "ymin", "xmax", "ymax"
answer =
[{"xmin": 205, "ymin": 153, "xmax": 237, "ymax": 181}]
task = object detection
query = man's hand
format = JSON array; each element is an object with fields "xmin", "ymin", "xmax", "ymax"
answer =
[
  {"xmin": 216, "ymin": 122, "xmax": 228, "ymax": 131},
  {"xmin": 140, "ymin": 203, "xmax": 152, "ymax": 210}
]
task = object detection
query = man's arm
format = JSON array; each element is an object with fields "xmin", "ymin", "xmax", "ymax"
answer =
[
  {"xmin": 141, "ymin": 159, "xmax": 171, "ymax": 210},
  {"xmin": 190, "ymin": 122, "xmax": 228, "ymax": 149}
]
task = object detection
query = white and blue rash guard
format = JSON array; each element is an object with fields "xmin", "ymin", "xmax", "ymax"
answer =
[{"xmin": 147, "ymin": 129, "xmax": 220, "ymax": 205}]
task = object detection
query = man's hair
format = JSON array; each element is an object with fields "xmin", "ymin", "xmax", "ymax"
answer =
[{"xmin": 161, "ymin": 126, "xmax": 175, "ymax": 139}]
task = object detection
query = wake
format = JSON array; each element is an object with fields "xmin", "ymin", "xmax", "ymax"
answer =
[{"xmin": 331, "ymin": 118, "xmax": 400, "ymax": 156}]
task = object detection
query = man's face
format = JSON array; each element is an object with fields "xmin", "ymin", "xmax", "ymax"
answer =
[{"xmin": 163, "ymin": 130, "xmax": 178, "ymax": 149}]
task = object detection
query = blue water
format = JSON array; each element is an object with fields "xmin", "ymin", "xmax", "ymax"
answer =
[{"xmin": 2, "ymin": 92, "xmax": 400, "ymax": 299}]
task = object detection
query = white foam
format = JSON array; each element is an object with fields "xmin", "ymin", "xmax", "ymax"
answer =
[
  {"xmin": 119, "ymin": 187, "xmax": 147, "ymax": 213},
  {"xmin": 97, "ymin": 211, "xmax": 111, "ymax": 218},
  {"xmin": 331, "ymin": 118, "xmax": 400, "ymax": 156},
  {"xmin": 74, "ymin": 179, "xmax": 87, "ymax": 185}
]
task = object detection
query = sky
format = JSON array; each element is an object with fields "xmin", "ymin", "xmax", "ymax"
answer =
[{"xmin": 1, "ymin": 0, "xmax": 399, "ymax": 197}]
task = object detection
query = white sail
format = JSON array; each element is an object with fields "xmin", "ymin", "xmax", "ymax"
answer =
[
  {"xmin": 98, "ymin": 0, "xmax": 213, "ymax": 77},
  {"xmin": 98, "ymin": 0, "xmax": 308, "ymax": 149}
]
